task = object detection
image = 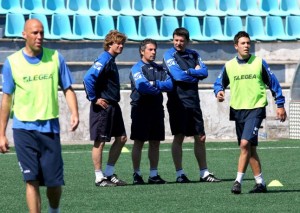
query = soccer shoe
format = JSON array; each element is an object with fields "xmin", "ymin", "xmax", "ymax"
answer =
[
  {"xmin": 249, "ymin": 183, "xmax": 267, "ymax": 193},
  {"xmin": 95, "ymin": 178, "xmax": 116, "ymax": 187},
  {"xmin": 231, "ymin": 181, "xmax": 242, "ymax": 194},
  {"xmin": 200, "ymin": 173, "xmax": 222, "ymax": 182},
  {"xmin": 148, "ymin": 175, "xmax": 167, "ymax": 184},
  {"xmin": 133, "ymin": 173, "xmax": 145, "ymax": 185},
  {"xmin": 106, "ymin": 174, "xmax": 127, "ymax": 186},
  {"xmin": 176, "ymin": 174, "xmax": 191, "ymax": 183}
]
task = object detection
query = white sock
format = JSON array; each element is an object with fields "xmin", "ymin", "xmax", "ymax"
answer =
[
  {"xmin": 176, "ymin": 169, "xmax": 185, "ymax": 177},
  {"xmin": 149, "ymin": 169, "xmax": 158, "ymax": 177},
  {"xmin": 95, "ymin": 170, "xmax": 104, "ymax": 182},
  {"xmin": 104, "ymin": 164, "xmax": 115, "ymax": 177},
  {"xmin": 200, "ymin": 168, "xmax": 210, "ymax": 178},
  {"xmin": 254, "ymin": 173, "xmax": 265, "ymax": 185},
  {"xmin": 235, "ymin": 172, "xmax": 244, "ymax": 184},
  {"xmin": 48, "ymin": 207, "xmax": 60, "ymax": 213}
]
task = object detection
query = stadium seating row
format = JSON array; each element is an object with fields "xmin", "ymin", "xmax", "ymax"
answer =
[
  {"xmin": 4, "ymin": 13, "xmax": 300, "ymax": 41},
  {"xmin": 1, "ymin": 0, "xmax": 300, "ymax": 17}
]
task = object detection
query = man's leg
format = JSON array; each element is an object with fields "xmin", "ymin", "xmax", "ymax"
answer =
[
  {"xmin": 47, "ymin": 186, "xmax": 62, "ymax": 212},
  {"xmin": 194, "ymin": 134, "xmax": 207, "ymax": 169},
  {"xmin": 132, "ymin": 140, "xmax": 144, "ymax": 173},
  {"xmin": 92, "ymin": 141, "xmax": 105, "ymax": 171},
  {"xmin": 148, "ymin": 140, "xmax": 160, "ymax": 171},
  {"xmin": 172, "ymin": 134, "xmax": 184, "ymax": 171},
  {"xmin": 26, "ymin": 181, "xmax": 41, "ymax": 213}
]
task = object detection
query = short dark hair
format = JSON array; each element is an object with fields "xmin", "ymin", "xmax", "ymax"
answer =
[
  {"xmin": 234, "ymin": 31, "xmax": 250, "ymax": 44},
  {"xmin": 139, "ymin": 38, "xmax": 157, "ymax": 58},
  {"xmin": 173, "ymin": 27, "xmax": 190, "ymax": 41}
]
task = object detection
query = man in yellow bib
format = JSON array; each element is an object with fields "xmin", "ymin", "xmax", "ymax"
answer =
[
  {"xmin": 214, "ymin": 31, "xmax": 287, "ymax": 194},
  {"xmin": 0, "ymin": 19, "xmax": 79, "ymax": 212}
]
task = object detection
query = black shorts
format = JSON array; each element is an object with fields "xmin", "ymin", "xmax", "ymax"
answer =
[
  {"xmin": 89, "ymin": 103, "xmax": 126, "ymax": 142},
  {"xmin": 130, "ymin": 105, "xmax": 165, "ymax": 141},
  {"xmin": 167, "ymin": 100, "xmax": 205, "ymax": 137},
  {"xmin": 231, "ymin": 107, "xmax": 266, "ymax": 146},
  {"xmin": 13, "ymin": 129, "xmax": 64, "ymax": 187}
]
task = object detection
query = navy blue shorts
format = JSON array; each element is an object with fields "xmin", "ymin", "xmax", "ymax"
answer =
[
  {"xmin": 130, "ymin": 105, "xmax": 165, "ymax": 141},
  {"xmin": 231, "ymin": 107, "xmax": 266, "ymax": 146},
  {"xmin": 89, "ymin": 102, "xmax": 126, "ymax": 142},
  {"xmin": 13, "ymin": 129, "xmax": 64, "ymax": 187},
  {"xmin": 167, "ymin": 101, "xmax": 205, "ymax": 137}
]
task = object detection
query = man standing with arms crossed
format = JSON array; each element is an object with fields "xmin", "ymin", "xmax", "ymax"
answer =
[
  {"xmin": 214, "ymin": 31, "xmax": 287, "ymax": 194},
  {"xmin": 83, "ymin": 30, "xmax": 127, "ymax": 187},
  {"xmin": 163, "ymin": 27, "xmax": 221, "ymax": 183},
  {"xmin": 0, "ymin": 19, "xmax": 79, "ymax": 213},
  {"xmin": 130, "ymin": 39, "xmax": 173, "ymax": 185}
]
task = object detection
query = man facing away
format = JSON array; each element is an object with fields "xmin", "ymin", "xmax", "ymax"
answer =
[
  {"xmin": 0, "ymin": 19, "xmax": 79, "ymax": 213},
  {"xmin": 130, "ymin": 38, "xmax": 173, "ymax": 185},
  {"xmin": 163, "ymin": 27, "xmax": 221, "ymax": 183},
  {"xmin": 83, "ymin": 30, "xmax": 127, "ymax": 187},
  {"xmin": 213, "ymin": 31, "xmax": 287, "ymax": 194}
]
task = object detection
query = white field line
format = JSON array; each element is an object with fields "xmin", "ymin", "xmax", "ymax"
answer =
[{"xmin": 2, "ymin": 146, "xmax": 299, "ymax": 156}]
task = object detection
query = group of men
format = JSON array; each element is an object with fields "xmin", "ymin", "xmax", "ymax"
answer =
[{"xmin": 0, "ymin": 19, "xmax": 286, "ymax": 213}]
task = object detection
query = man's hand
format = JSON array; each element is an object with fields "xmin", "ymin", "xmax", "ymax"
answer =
[
  {"xmin": 217, "ymin": 91, "xmax": 225, "ymax": 102},
  {"xmin": 0, "ymin": 136, "xmax": 10, "ymax": 154},
  {"xmin": 96, "ymin": 98, "xmax": 109, "ymax": 109},
  {"xmin": 276, "ymin": 107, "xmax": 287, "ymax": 122}
]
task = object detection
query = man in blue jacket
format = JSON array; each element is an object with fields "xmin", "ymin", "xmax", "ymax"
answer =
[
  {"xmin": 130, "ymin": 39, "xmax": 173, "ymax": 185},
  {"xmin": 163, "ymin": 28, "xmax": 221, "ymax": 183}
]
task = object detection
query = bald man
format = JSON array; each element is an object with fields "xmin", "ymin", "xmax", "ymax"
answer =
[{"xmin": 0, "ymin": 19, "xmax": 79, "ymax": 213}]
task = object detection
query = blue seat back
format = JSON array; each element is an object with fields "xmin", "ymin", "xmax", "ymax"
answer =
[
  {"xmin": 245, "ymin": 16, "xmax": 267, "ymax": 38},
  {"xmin": 112, "ymin": 0, "xmax": 131, "ymax": 12},
  {"xmin": 240, "ymin": 0, "xmax": 258, "ymax": 11},
  {"xmin": 154, "ymin": 0, "xmax": 175, "ymax": 12},
  {"xmin": 202, "ymin": 16, "xmax": 223, "ymax": 38},
  {"xmin": 117, "ymin": 15, "xmax": 139, "ymax": 38},
  {"xmin": 224, "ymin": 16, "xmax": 243, "ymax": 37},
  {"xmin": 133, "ymin": 0, "xmax": 153, "ymax": 12},
  {"xmin": 95, "ymin": 15, "xmax": 115, "ymax": 37},
  {"xmin": 159, "ymin": 16, "xmax": 179, "ymax": 39},
  {"xmin": 175, "ymin": 0, "xmax": 196, "ymax": 12},
  {"xmin": 67, "ymin": 0, "xmax": 89, "ymax": 13},
  {"xmin": 5, "ymin": 13, "xmax": 25, "ymax": 38},
  {"xmin": 23, "ymin": 0, "xmax": 43, "ymax": 11},
  {"xmin": 219, "ymin": 0, "xmax": 238, "ymax": 11},
  {"xmin": 51, "ymin": 13, "xmax": 73, "ymax": 36},
  {"xmin": 265, "ymin": 16, "xmax": 286, "ymax": 37},
  {"xmin": 45, "ymin": 0, "xmax": 72, "ymax": 14},
  {"xmin": 181, "ymin": 16, "xmax": 202, "ymax": 38},
  {"xmin": 280, "ymin": 0, "xmax": 300, "ymax": 11},
  {"xmin": 138, "ymin": 16, "xmax": 160, "ymax": 37},
  {"xmin": 286, "ymin": 15, "xmax": 300, "ymax": 36},
  {"xmin": 73, "ymin": 14, "xmax": 94, "ymax": 36},
  {"xmin": 197, "ymin": 0, "xmax": 216, "ymax": 12}
]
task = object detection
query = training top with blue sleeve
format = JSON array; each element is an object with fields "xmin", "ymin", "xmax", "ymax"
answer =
[
  {"xmin": 163, "ymin": 47, "xmax": 208, "ymax": 108},
  {"xmin": 213, "ymin": 55, "xmax": 285, "ymax": 109},
  {"xmin": 1, "ymin": 48, "xmax": 75, "ymax": 133},
  {"xmin": 129, "ymin": 60, "xmax": 173, "ymax": 107},
  {"xmin": 83, "ymin": 51, "xmax": 120, "ymax": 104}
]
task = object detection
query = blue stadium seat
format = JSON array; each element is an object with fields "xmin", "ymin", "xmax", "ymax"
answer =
[
  {"xmin": 4, "ymin": 13, "xmax": 25, "ymax": 38},
  {"xmin": 89, "ymin": 0, "xmax": 119, "ymax": 16},
  {"xmin": 154, "ymin": 0, "xmax": 185, "ymax": 16},
  {"xmin": 29, "ymin": 13, "xmax": 60, "ymax": 40},
  {"xmin": 202, "ymin": 16, "xmax": 229, "ymax": 41},
  {"xmin": 239, "ymin": 0, "xmax": 268, "ymax": 16},
  {"xmin": 133, "ymin": 0, "xmax": 163, "ymax": 16},
  {"xmin": 95, "ymin": 15, "xmax": 115, "ymax": 39},
  {"xmin": 67, "ymin": 0, "xmax": 97, "ymax": 15},
  {"xmin": 0, "ymin": 0, "xmax": 7, "ymax": 14},
  {"xmin": 138, "ymin": 16, "xmax": 169, "ymax": 41},
  {"xmin": 285, "ymin": 15, "xmax": 300, "ymax": 39},
  {"xmin": 50, "ymin": 14, "xmax": 83, "ymax": 40},
  {"xmin": 280, "ymin": 0, "xmax": 300, "ymax": 15},
  {"xmin": 245, "ymin": 16, "xmax": 273, "ymax": 41},
  {"xmin": 265, "ymin": 16, "xmax": 296, "ymax": 40},
  {"xmin": 45, "ymin": 0, "xmax": 74, "ymax": 15},
  {"xmin": 23, "ymin": 0, "xmax": 53, "ymax": 15},
  {"xmin": 260, "ymin": 0, "xmax": 289, "ymax": 16},
  {"xmin": 219, "ymin": 0, "xmax": 247, "ymax": 16},
  {"xmin": 175, "ymin": 0, "xmax": 205, "ymax": 16},
  {"xmin": 181, "ymin": 16, "xmax": 210, "ymax": 41},
  {"xmin": 73, "ymin": 14, "xmax": 104, "ymax": 40},
  {"xmin": 196, "ymin": 0, "xmax": 226, "ymax": 16},
  {"xmin": 1, "ymin": 0, "xmax": 29, "ymax": 14},
  {"xmin": 159, "ymin": 16, "xmax": 180, "ymax": 40},
  {"xmin": 117, "ymin": 15, "xmax": 144, "ymax": 41},
  {"xmin": 224, "ymin": 16, "xmax": 243, "ymax": 40},
  {"xmin": 112, "ymin": 0, "xmax": 141, "ymax": 16}
]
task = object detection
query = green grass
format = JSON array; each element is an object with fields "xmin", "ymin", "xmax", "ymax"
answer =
[{"xmin": 1, "ymin": 139, "xmax": 300, "ymax": 213}]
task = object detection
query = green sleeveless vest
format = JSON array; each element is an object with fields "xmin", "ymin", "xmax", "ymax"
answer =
[
  {"xmin": 226, "ymin": 55, "xmax": 267, "ymax": 109},
  {"xmin": 8, "ymin": 48, "xmax": 59, "ymax": 121}
]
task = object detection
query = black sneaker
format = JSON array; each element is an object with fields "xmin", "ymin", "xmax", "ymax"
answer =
[
  {"xmin": 200, "ymin": 173, "xmax": 222, "ymax": 182},
  {"xmin": 249, "ymin": 183, "xmax": 267, "ymax": 193},
  {"xmin": 133, "ymin": 173, "xmax": 145, "ymax": 185},
  {"xmin": 148, "ymin": 175, "xmax": 166, "ymax": 184},
  {"xmin": 106, "ymin": 174, "xmax": 127, "ymax": 186},
  {"xmin": 95, "ymin": 178, "xmax": 116, "ymax": 187},
  {"xmin": 231, "ymin": 181, "xmax": 242, "ymax": 194},
  {"xmin": 176, "ymin": 174, "xmax": 191, "ymax": 183}
]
